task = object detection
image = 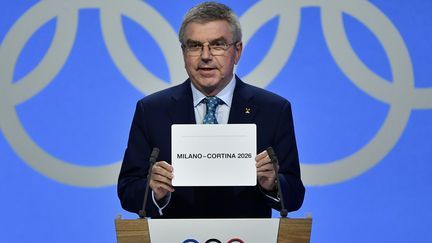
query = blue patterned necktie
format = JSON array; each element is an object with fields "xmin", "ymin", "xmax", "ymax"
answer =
[{"xmin": 202, "ymin": 96, "xmax": 223, "ymax": 124}]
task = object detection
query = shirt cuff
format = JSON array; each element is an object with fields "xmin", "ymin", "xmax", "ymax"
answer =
[
  {"xmin": 258, "ymin": 184, "xmax": 280, "ymax": 202},
  {"xmin": 264, "ymin": 192, "xmax": 280, "ymax": 202},
  {"xmin": 151, "ymin": 191, "xmax": 171, "ymax": 216}
]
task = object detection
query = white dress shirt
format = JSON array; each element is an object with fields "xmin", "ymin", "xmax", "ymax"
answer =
[{"xmin": 191, "ymin": 75, "xmax": 236, "ymax": 124}]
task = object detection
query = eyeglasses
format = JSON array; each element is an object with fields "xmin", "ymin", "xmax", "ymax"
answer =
[{"xmin": 182, "ymin": 41, "xmax": 237, "ymax": 56}]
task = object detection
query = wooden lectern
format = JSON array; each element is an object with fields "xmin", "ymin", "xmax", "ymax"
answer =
[{"xmin": 115, "ymin": 215, "xmax": 312, "ymax": 243}]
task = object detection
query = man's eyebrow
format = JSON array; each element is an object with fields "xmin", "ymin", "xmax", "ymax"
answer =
[
  {"xmin": 185, "ymin": 37, "xmax": 228, "ymax": 44},
  {"xmin": 209, "ymin": 37, "xmax": 228, "ymax": 44},
  {"xmin": 185, "ymin": 39, "xmax": 201, "ymax": 45}
]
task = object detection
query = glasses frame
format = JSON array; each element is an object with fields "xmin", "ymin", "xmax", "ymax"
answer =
[{"xmin": 182, "ymin": 41, "xmax": 238, "ymax": 56}]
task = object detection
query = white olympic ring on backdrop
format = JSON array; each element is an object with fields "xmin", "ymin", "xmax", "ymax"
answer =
[{"xmin": 0, "ymin": 0, "xmax": 431, "ymax": 187}]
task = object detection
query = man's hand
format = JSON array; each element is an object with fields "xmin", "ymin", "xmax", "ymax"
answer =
[
  {"xmin": 149, "ymin": 161, "xmax": 175, "ymax": 201},
  {"xmin": 255, "ymin": 150, "xmax": 278, "ymax": 191}
]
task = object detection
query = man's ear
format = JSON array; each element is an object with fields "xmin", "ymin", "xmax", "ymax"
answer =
[{"xmin": 234, "ymin": 41, "xmax": 243, "ymax": 65}]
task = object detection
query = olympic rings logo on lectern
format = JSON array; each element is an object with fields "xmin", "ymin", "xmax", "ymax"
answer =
[
  {"xmin": 183, "ymin": 238, "xmax": 244, "ymax": 243},
  {"xmin": 0, "ymin": 0, "xmax": 431, "ymax": 187}
]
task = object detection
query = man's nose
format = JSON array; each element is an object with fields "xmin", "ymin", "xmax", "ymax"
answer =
[{"xmin": 200, "ymin": 44, "xmax": 213, "ymax": 60}]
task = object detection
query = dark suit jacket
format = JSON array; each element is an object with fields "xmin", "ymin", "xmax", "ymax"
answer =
[{"xmin": 118, "ymin": 76, "xmax": 305, "ymax": 218}]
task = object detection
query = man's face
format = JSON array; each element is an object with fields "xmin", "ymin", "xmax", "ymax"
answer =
[{"xmin": 182, "ymin": 20, "xmax": 242, "ymax": 96}]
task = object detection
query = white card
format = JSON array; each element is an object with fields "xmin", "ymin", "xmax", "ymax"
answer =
[{"xmin": 171, "ymin": 124, "xmax": 256, "ymax": 186}]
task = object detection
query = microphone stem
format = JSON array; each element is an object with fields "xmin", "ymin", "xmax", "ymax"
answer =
[
  {"xmin": 271, "ymin": 162, "xmax": 288, "ymax": 217},
  {"xmin": 139, "ymin": 148, "xmax": 159, "ymax": 218},
  {"xmin": 139, "ymin": 160, "xmax": 154, "ymax": 218},
  {"xmin": 267, "ymin": 147, "xmax": 288, "ymax": 218}
]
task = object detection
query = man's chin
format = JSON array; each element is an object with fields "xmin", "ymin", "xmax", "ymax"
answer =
[
  {"xmin": 197, "ymin": 77, "xmax": 220, "ymax": 87},
  {"xmin": 197, "ymin": 81, "xmax": 220, "ymax": 95},
  {"xmin": 190, "ymin": 76, "xmax": 227, "ymax": 95}
]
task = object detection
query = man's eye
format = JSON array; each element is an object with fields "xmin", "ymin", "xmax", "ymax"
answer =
[
  {"xmin": 211, "ymin": 43, "xmax": 226, "ymax": 49},
  {"xmin": 188, "ymin": 43, "xmax": 201, "ymax": 49}
]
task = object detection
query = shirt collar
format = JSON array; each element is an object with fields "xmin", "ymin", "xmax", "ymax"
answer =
[{"xmin": 191, "ymin": 75, "xmax": 236, "ymax": 107}]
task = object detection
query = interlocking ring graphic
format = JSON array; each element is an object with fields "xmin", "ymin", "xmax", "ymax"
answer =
[
  {"xmin": 1, "ymin": 0, "xmax": 430, "ymax": 187},
  {"xmin": 183, "ymin": 238, "xmax": 244, "ymax": 243}
]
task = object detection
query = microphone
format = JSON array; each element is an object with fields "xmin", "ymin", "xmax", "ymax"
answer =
[
  {"xmin": 266, "ymin": 147, "xmax": 288, "ymax": 218},
  {"xmin": 139, "ymin": 147, "xmax": 160, "ymax": 218}
]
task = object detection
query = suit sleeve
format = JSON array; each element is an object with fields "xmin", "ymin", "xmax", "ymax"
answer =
[
  {"xmin": 268, "ymin": 100, "xmax": 305, "ymax": 212},
  {"xmin": 117, "ymin": 101, "xmax": 159, "ymax": 217}
]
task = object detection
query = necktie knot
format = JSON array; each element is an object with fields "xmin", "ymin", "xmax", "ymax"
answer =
[{"xmin": 203, "ymin": 96, "xmax": 223, "ymax": 124}]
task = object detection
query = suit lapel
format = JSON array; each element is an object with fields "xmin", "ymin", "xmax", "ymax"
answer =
[
  {"xmin": 168, "ymin": 80, "xmax": 196, "ymax": 124},
  {"xmin": 228, "ymin": 77, "xmax": 257, "ymax": 124}
]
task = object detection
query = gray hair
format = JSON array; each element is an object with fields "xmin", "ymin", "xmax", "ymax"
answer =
[{"xmin": 178, "ymin": 2, "xmax": 242, "ymax": 45}]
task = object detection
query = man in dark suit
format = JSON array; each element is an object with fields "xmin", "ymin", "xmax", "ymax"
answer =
[{"xmin": 118, "ymin": 2, "xmax": 304, "ymax": 218}]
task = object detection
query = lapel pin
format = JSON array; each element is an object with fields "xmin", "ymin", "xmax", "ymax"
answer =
[{"xmin": 245, "ymin": 108, "xmax": 251, "ymax": 114}]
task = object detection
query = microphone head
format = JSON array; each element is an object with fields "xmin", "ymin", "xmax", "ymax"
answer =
[
  {"xmin": 266, "ymin": 147, "xmax": 275, "ymax": 157},
  {"xmin": 266, "ymin": 147, "xmax": 279, "ymax": 165},
  {"xmin": 151, "ymin": 147, "xmax": 160, "ymax": 158},
  {"xmin": 149, "ymin": 147, "xmax": 160, "ymax": 164}
]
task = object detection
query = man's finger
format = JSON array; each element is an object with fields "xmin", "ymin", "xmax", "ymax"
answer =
[{"xmin": 255, "ymin": 150, "xmax": 268, "ymax": 161}]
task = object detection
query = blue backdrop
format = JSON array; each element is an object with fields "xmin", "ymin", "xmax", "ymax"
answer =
[{"xmin": 1, "ymin": 0, "xmax": 431, "ymax": 242}]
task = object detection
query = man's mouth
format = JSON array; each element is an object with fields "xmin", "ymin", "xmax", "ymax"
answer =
[
  {"xmin": 198, "ymin": 66, "xmax": 216, "ymax": 71},
  {"xmin": 198, "ymin": 67, "xmax": 217, "ymax": 77}
]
